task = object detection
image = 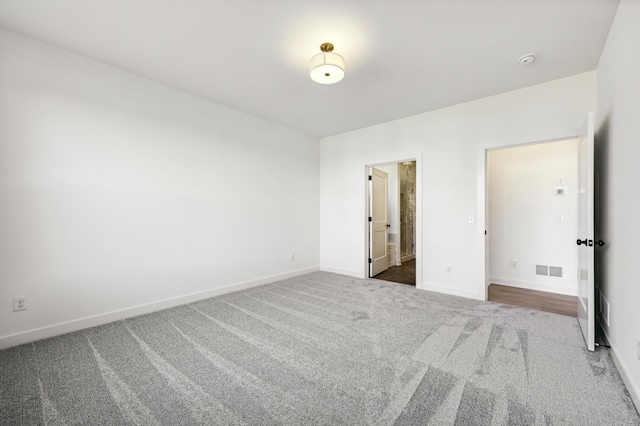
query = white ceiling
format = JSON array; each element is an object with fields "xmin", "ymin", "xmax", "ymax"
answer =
[{"xmin": 0, "ymin": 0, "xmax": 619, "ymax": 138}]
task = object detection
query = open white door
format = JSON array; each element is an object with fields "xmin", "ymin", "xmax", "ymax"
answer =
[
  {"xmin": 369, "ymin": 167, "xmax": 389, "ymax": 277},
  {"xmin": 577, "ymin": 111, "xmax": 595, "ymax": 352}
]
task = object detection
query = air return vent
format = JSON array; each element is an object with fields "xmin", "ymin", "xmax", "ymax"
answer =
[
  {"xmin": 535, "ymin": 265, "xmax": 549, "ymax": 276},
  {"xmin": 549, "ymin": 266, "xmax": 563, "ymax": 277},
  {"xmin": 535, "ymin": 264, "xmax": 563, "ymax": 277}
]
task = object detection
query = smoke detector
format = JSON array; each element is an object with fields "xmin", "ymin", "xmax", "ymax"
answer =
[{"xmin": 518, "ymin": 54, "xmax": 536, "ymax": 65}]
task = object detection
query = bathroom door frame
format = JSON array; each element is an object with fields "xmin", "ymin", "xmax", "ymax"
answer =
[{"xmin": 365, "ymin": 154, "xmax": 423, "ymax": 288}]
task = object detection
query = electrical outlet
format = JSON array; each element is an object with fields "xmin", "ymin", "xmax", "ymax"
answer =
[
  {"xmin": 13, "ymin": 296, "xmax": 28, "ymax": 312},
  {"xmin": 446, "ymin": 265, "xmax": 453, "ymax": 274},
  {"xmin": 290, "ymin": 254, "xmax": 295, "ymax": 261},
  {"xmin": 511, "ymin": 260, "xmax": 518, "ymax": 269}
]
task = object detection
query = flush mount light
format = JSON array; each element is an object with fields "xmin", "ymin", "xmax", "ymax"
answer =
[
  {"xmin": 309, "ymin": 43, "xmax": 345, "ymax": 84},
  {"xmin": 518, "ymin": 53, "xmax": 536, "ymax": 65}
]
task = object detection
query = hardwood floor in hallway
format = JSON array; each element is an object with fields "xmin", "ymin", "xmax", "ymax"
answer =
[
  {"xmin": 373, "ymin": 259, "xmax": 415, "ymax": 285},
  {"xmin": 372, "ymin": 272, "xmax": 577, "ymax": 318},
  {"xmin": 488, "ymin": 284, "xmax": 577, "ymax": 317}
]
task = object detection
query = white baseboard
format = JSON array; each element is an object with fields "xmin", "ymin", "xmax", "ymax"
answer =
[
  {"xmin": 0, "ymin": 266, "xmax": 319, "ymax": 351},
  {"xmin": 599, "ymin": 321, "xmax": 640, "ymax": 415},
  {"xmin": 401, "ymin": 254, "xmax": 415, "ymax": 263},
  {"xmin": 419, "ymin": 281, "xmax": 483, "ymax": 301},
  {"xmin": 490, "ymin": 276, "xmax": 577, "ymax": 296},
  {"xmin": 320, "ymin": 266, "xmax": 364, "ymax": 278}
]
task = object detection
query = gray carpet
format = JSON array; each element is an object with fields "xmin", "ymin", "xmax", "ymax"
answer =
[{"xmin": 1, "ymin": 271, "xmax": 639, "ymax": 425}]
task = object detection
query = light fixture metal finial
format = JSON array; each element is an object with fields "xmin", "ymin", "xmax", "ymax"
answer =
[{"xmin": 320, "ymin": 43, "xmax": 334, "ymax": 53}]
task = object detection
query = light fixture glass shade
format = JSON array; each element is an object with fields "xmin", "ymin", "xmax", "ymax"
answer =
[{"xmin": 309, "ymin": 51, "xmax": 345, "ymax": 84}]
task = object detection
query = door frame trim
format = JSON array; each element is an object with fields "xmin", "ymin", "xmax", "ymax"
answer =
[
  {"xmin": 365, "ymin": 154, "xmax": 422, "ymax": 288},
  {"xmin": 478, "ymin": 133, "xmax": 582, "ymax": 301}
]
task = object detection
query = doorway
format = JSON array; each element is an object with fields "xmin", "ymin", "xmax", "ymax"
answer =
[
  {"xmin": 367, "ymin": 161, "xmax": 417, "ymax": 286},
  {"xmin": 486, "ymin": 138, "xmax": 579, "ymax": 311}
]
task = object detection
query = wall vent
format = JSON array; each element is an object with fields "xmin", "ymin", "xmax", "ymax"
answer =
[
  {"xmin": 535, "ymin": 265, "xmax": 549, "ymax": 276},
  {"xmin": 549, "ymin": 266, "xmax": 563, "ymax": 278}
]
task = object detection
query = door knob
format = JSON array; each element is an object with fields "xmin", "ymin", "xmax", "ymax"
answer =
[{"xmin": 577, "ymin": 239, "xmax": 605, "ymax": 247}]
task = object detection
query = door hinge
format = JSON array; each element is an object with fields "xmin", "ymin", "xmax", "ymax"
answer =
[
  {"xmin": 368, "ymin": 216, "xmax": 372, "ymax": 222},
  {"xmin": 368, "ymin": 258, "xmax": 372, "ymax": 264},
  {"xmin": 368, "ymin": 175, "xmax": 372, "ymax": 181}
]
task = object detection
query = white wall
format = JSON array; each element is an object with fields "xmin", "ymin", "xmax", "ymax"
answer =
[
  {"xmin": 488, "ymin": 140, "xmax": 578, "ymax": 295},
  {"xmin": 0, "ymin": 29, "xmax": 320, "ymax": 348},
  {"xmin": 320, "ymin": 71, "xmax": 596, "ymax": 299},
  {"xmin": 595, "ymin": 0, "xmax": 640, "ymax": 409}
]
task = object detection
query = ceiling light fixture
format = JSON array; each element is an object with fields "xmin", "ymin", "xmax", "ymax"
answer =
[
  {"xmin": 309, "ymin": 43, "xmax": 345, "ymax": 84},
  {"xmin": 518, "ymin": 53, "xmax": 536, "ymax": 65}
]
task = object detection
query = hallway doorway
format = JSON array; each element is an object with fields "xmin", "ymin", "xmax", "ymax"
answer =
[{"xmin": 486, "ymin": 138, "xmax": 579, "ymax": 310}]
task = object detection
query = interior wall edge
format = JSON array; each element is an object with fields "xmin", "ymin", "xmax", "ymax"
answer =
[{"xmin": 0, "ymin": 266, "xmax": 319, "ymax": 351}]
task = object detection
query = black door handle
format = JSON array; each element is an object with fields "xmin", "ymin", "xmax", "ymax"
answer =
[{"xmin": 577, "ymin": 239, "xmax": 605, "ymax": 247}]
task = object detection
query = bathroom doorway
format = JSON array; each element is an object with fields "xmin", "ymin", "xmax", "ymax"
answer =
[{"xmin": 368, "ymin": 161, "xmax": 417, "ymax": 286}]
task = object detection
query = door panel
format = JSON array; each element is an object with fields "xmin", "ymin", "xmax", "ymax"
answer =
[
  {"xmin": 577, "ymin": 111, "xmax": 595, "ymax": 352},
  {"xmin": 370, "ymin": 167, "xmax": 389, "ymax": 277}
]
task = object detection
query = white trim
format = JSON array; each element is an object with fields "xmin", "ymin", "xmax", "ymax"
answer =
[
  {"xmin": 0, "ymin": 267, "xmax": 319, "ymax": 350},
  {"xmin": 478, "ymin": 131, "xmax": 583, "ymax": 303},
  {"xmin": 401, "ymin": 254, "xmax": 415, "ymax": 263},
  {"xmin": 320, "ymin": 266, "xmax": 363, "ymax": 278},
  {"xmin": 420, "ymin": 281, "xmax": 483, "ymax": 301},
  {"xmin": 364, "ymin": 154, "xmax": 423, "ymax": 291},
  {"xmin": 490, "ymin": 277, "xmax": 577, "ymax": 296},
  {"xmin": 414, "ymin": 154, "xmax": 423, "ymax": 291},
  {"xmin": 478, "ymin": 145, "xmax": 489, "ymax": 301},
  {"xmin": 600, "ymin": 323, "xmax": 640, "ymax": 415}
]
